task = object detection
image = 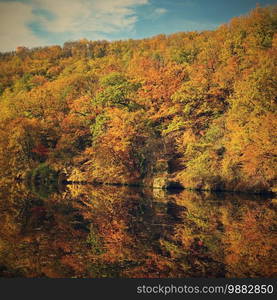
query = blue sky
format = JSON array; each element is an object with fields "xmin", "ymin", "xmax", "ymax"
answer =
[{"xmin": 0, "ymin": 0, "xmax": 276, "ymax": 52}]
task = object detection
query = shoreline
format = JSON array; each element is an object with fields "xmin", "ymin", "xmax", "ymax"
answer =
[{"xmin": 62, "ymin": 180, "xmax": 277, "ymax": 197}]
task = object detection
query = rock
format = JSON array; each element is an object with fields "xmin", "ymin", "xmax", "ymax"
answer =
[
  {"xmin": 152, "ymin": 174, "xmax": 169, "ymax": 189},
  {"xmin": 152, "ymin": 187, "xmax": 168, "ymax": 199}
]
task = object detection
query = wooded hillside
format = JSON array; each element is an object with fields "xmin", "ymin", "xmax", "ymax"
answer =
[{"xmin": 0, "ymin": 6, "xmax": 276, "ymax": 193}]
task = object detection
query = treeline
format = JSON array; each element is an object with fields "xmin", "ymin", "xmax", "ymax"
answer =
[{"xmin": 0, "ymin": 6, "xmax": 276, "ymax": 192}]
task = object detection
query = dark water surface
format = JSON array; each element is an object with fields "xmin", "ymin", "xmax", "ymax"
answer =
[{"xmin": 0, "ymin": 182, "xmax": 276, "ymax": 278}]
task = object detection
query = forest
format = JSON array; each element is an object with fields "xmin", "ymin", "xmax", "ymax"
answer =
[{"xmin": 0, "ymin": 5, "xmax": 276, "ymax": 193}]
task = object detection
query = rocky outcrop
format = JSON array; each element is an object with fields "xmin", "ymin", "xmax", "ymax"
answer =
[
  {"xmin": 152, "ymin": 159, "xmax": 184, "ymax": 190},
  {"xmin": 153, "ymin": 174, "xmax": 170, "ymax": 189}
]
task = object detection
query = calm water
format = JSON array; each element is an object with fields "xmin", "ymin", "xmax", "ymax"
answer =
[{"xmin": 0, "ymin": 182, "xmax": 276, "ymax": 278}]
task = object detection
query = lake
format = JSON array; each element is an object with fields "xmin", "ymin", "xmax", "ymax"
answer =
[{"xmin": 0, "ymin": 182, "xmax": 276, "ymax": 278}]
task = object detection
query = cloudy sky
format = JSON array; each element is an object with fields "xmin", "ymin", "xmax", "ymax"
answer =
[{"xmin": 0, "ymin": 0, "xmax": 276, "ymax": 52}]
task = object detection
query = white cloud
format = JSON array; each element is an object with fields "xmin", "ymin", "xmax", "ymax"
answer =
[
  {"xmin": 0, "ymin": 1, "xmax": 44, "ymax": 52},
  {"xmin": 0, "ymin": 0, "xmax": 149, "ymax": 52},
  {"xmin": 34, "ymin": 0, "xmax": 149, "ymax": 33},
  {"xmin": 153, "ymin": 8, "xmax": 167, "ymax": 16},
  {"xmin": 143, "ymin": 6, "xmax": 167, "ymax": 20}
]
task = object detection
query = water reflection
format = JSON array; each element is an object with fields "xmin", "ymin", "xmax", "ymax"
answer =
[{"xmin": 0, "ymin": 183, "xmax": 276, "ymax": 278}]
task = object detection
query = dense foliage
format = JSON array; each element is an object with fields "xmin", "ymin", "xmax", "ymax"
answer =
[{"xmin": 0, "ymin": 6, "xmax": 276, "ymax": 192}]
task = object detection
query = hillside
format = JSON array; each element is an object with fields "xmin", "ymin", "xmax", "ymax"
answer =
[{"xmin": 0, "ymin": 6, "xmax": 276, "ymax": 193}]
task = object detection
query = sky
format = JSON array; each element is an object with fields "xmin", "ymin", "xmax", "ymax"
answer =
[{"xmin": 0, "ymin": 0, "xmax": 276, "ymax": 52}]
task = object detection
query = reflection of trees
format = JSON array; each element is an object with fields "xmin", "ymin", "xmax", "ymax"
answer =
[
  {"xmin": 172, "ymin": 191, "xmax": 276, "ymax": 278},
  {"xmin": 222, "ymin": 203, "xmax": 276, "ymax": 277},
  {"xmin": 0, "ymin": 184, "xmax": 275, "ymax": 277}
]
